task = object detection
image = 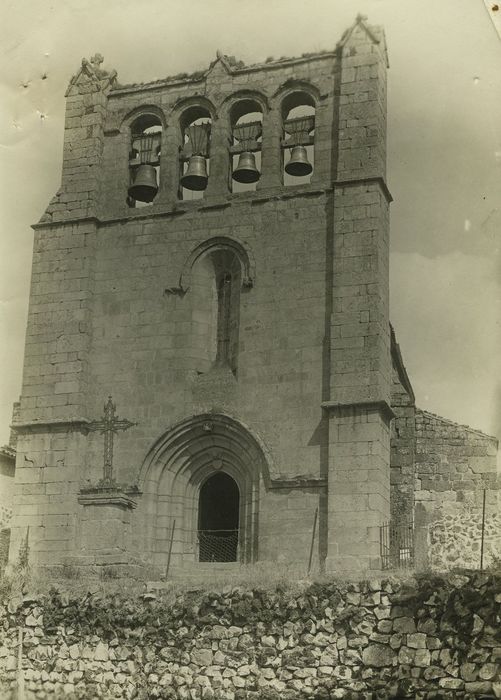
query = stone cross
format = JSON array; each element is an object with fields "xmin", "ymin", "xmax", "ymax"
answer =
[
  {"xmin": 90, "ymin": 53, "xmax": 104, "ymax": 68},
  {"xmin": 87, "ymin": 396, "xmax": 136, "ymax": 485}
]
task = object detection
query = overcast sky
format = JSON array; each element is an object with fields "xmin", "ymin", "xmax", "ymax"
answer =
[{"xmin": 0, "ymin": 0, "xmax": 500, "ymax": 447}]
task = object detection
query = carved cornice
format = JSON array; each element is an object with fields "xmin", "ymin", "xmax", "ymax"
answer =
[
  {"xmin": 78, "ymin": 482, "xmax": 141, "ymax": 510},
  {"xmin": 78, "ymin": 491, "xmax": 138, "ymax": 509},
  {"xmin": 321, "ymin": 400, "xmax": 396, "ymax": 423},
  {"xmin": 0, "ymin": 444, "xmax": 16, "ymax": 460},
  {"xmin": 269, "ymin": 477, "xmax": 327, "ymax": 491},
  {"xmin": 12, "ymin": 418, "xmax": 90, "ymax": 435},
  {"xmin": 333, "ymin": 177, "xmax": 393, "ymax": 203},
  {"xmin": 32, "ymin": 216, "xmax": 100, "ymax": 231},
  {"xmin": 32, "ymin": 185, "xmax": 334, "ymax": 230}
]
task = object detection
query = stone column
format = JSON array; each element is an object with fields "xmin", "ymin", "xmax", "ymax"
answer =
[
  {"xmin": 157, "ymin": 123, "xmax": 180, "ymax": 208},
  {"xmin": 257, "ymin": 105, "xmax": 282, "ymax": 190},
  {"xmin": 205, "ymin": 116, "xmax": 232, "ymax": 199}
]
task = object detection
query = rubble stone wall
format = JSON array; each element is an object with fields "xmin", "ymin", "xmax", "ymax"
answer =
[
  {"xmin": 389, "ymin": 345, "xmax": 415, "ymax": 526},
  {"xmin": 414, "ymin": 410, "xmax": 501, "ymax": 570},
  {"xmin": 429, "ymin": 509, "xmax": 501, "ymax": 571},
  {"xmin": 0, "ymin": 572, "xmax": 500, "ymax": 699}
]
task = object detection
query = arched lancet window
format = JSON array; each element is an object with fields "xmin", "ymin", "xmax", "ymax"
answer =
[
  {"xmin": 190, "ymin": 247, "xmax": 242, "ymax": 374},
  {"xmin": 281, "ymin": 92, "xmax": 316, "ymax": 186},
  {"xmin": 230, "ymin": 100, "xmax": 263, "ymax": 193},
  {"xmin": 216, "ymin": 271, "xmax": 233, "ymax": 362},
  {"xmin": 127, "ymin": 114, "xmax": 162, "ymax": 208},
  {"xmin": 179, "ymin": 107, "xmax": 212, "ymax": 201},
  {"xmin": 198, "ymin": 472, "xmax": 240, "ymax": 562}
]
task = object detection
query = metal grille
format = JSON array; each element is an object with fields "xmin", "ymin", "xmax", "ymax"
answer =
[
  {"xmin": 380, "ymin": 520, "xmax": 414, "ymax": 570},
  {"xmin": 197, "ymin": 529, "xmax": 239, "ymax": 563}
]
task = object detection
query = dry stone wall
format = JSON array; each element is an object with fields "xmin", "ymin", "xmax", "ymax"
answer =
[{"xmin": 0, "ymin": 572, "xmax": 500, "ymax": 699}]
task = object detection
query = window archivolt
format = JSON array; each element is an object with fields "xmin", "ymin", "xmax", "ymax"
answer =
[{"xmin": 179, "ymin": 236, "xmax": 255, "ymax": 292}]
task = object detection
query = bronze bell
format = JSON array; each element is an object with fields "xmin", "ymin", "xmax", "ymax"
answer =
[
  {"xmin": 180, "ymin": 155, "xmax": 208, "ymax": 191},
  {"xmin": 232, "ymin": 151, "xmax": 260, "ymax": 184},
  {"xmin": 128, "ymin": 164, "xmax": 158, "ymax": 202},
  {"xmin": 285, "ymin": 145, "xmax": 313, "ymax": 177}
]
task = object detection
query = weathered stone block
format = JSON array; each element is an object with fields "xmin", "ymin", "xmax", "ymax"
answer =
[
  {"xmin": 406, "ymin": 633, "xmax": 426, "ymax": 649},
  {"xmin": 362, "ymin": 644, "xmax": 394, "ymax": 667}
]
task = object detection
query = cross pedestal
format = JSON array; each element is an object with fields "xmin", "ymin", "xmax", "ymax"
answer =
[{"xmin": 77, "ymin": 397, "xmax": 140, "ymax": 566}]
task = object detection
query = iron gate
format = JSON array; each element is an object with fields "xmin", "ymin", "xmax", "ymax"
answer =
[
  {"xmin": 380, "ymin": 520, "xmax": 414, "ymax": 570},
  {"xmin": 197, "ymin": 529, "xmax": 239, "ymax": 562}
]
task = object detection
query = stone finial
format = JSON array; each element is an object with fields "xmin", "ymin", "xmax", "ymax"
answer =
[
  {"xmin": 90, "ymin": 53, "xmax": 104, "ymax": 68},
  {"xmin": 66, "ymin": 54, "xmax": 117, "ymax": 97}
]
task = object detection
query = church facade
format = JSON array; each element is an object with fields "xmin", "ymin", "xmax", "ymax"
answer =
[{"xmin": 6, "ymin": 17, "xmax": 500, "ymax": 579}]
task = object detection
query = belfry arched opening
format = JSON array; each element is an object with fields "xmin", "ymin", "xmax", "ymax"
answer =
[{"xmin": 198, "ymin": 472, "xmax": 240, "ymax": 562}]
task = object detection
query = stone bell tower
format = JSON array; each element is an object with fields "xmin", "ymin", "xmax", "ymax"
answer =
[{"xmin": 9, "ymin": 15, "xmax": 392, "ymax": 578}]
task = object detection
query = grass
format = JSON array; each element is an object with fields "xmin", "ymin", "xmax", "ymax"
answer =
[{"xmin": 2, "ymin": 555, "xmax": 499, "ymax": 605}]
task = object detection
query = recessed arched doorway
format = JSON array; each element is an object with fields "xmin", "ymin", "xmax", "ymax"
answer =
[
  {"xmin": 137, "ymin": 413, "xmax": 273, "ymax": 572},
  {"xmin": 198, "ymin": 472, "xmax": 240, "ymax": 562}
]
